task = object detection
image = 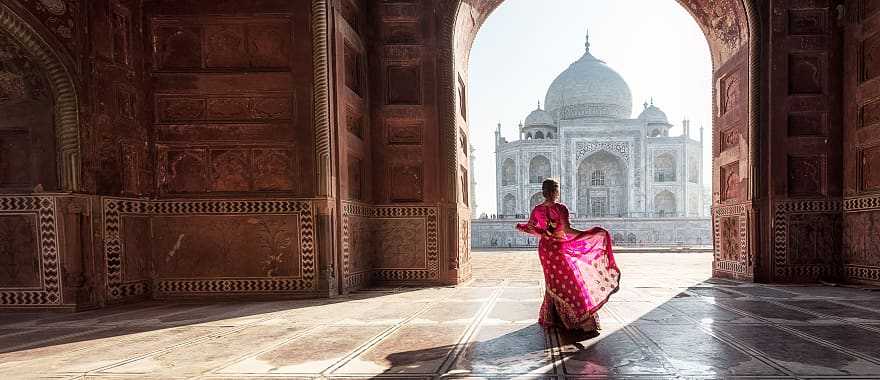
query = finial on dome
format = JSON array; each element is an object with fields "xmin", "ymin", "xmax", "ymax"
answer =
[
  {"xmin": 585, "ymin": 28, "xmax": 591, "ymax": 52},
  {"xmin": 650, "ymin": 97, "xmax": 654, "ymax": 106},
  {"xmin": 537, "ymin": 100, "xmax": 541, "ymax": 109},
  {"xmin": 643, "ymin": 101, "xmax": 649, "ymax": 110}
]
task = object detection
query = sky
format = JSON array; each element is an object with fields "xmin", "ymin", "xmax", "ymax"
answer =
[{"xmin": 468, "ymin": 0, "xmax": 713, "ymax": 216}]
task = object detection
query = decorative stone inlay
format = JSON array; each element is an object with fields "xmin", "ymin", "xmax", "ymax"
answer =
[{"xmin": 575, "ymin": 141, "xmax": 631, "ymax": 162}]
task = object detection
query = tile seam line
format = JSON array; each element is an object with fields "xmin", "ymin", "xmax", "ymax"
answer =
[
  {"xmin": 645, "ymin": 291, "xmax": 795, "ymax": 376},
  {"xmin": 690, "ymin": 295, "xmax": 880, "ymax": 372},
  {"xmin": 320, "ymin": 293, "xmax": 455, "ymax": 375},
  {"xmin": 83, "ymin": 304, "xmax": 325, "ymax": 376},
  {"xmin": 436, "ymin": 285, "xmax": 506, "ymax": 376}
]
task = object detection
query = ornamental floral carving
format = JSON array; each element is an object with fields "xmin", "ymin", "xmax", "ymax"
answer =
[{"xmin": 575, "ymin": 141, "xmax": 630, "ymax": 162}]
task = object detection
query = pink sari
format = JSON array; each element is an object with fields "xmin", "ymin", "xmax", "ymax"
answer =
[{"xmin": 516, "ymin": 202, "xmax": 621, "ymax": 331}]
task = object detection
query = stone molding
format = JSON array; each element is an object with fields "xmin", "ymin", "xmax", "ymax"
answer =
[
  {"xmin": 341, "ymin": 201, "xmax": 440, "ymax": 287},
  {"xmin": 102, "ymin": 197, "xmax": 316, "ymax": 301},
  {"xmin": 0, "ymin": 195, "xmax": 61, "ymax": 306},
  {"xmin": 0, "ymin": 3, "xmax": 80, "ymax": 190}
]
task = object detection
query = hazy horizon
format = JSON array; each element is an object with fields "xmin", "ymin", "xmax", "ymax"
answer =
[{"xmin": 468, "ymin": 0, "xmax": 713, "ymax": 216}]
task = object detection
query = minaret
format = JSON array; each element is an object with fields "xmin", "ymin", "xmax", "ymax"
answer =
[
  {"xmin": 518, "ymin": 120, "xmax": 524, "ymax": 140},
  {"xmin": 699, "ymin": 124, "xmax": 704, "ymax": 144},
  {"xmin": 683, "ymin": 118, "xmax": 691, "ymax": 137},
  {"xmin": 494, "ymin": 122, "xmax": 502, "ymax": 151}
]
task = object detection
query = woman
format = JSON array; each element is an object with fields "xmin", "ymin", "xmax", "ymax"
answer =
[{"xmin": 516, "ymin": 178, "xmax": 620, "ymax": 332}]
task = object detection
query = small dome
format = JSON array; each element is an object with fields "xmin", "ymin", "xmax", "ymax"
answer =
[
  {"xmin": 524, "ymin": 104, "xmax": 555, "ymax": 127},
  {"xmin": 544, "ymin": 33, "xmax": 632, "ymax": 120},
  {"xmin": 638, "ymin": 102, "xmax": 669, "ymax": 124}
]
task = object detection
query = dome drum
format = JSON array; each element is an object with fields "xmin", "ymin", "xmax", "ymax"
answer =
[{"xmin": 555, "ymin": 102, "xmax": 630, "ymax": 120}]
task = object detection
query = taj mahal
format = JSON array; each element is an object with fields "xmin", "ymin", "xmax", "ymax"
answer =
[{"xmin": 472, "ymin": 33, "xmax": 712, "ymax": 248}]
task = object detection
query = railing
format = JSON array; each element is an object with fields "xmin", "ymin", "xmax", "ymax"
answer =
[{"xmin": 487, "ymin": 212, "xmax": 699, "ymax": 219}]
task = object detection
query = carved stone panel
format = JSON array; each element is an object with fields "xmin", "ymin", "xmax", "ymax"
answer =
[
  {"xmin": 347, "ymin": 215, "xmax": 373, "ymax": 274},
  {"xmin": 158, "ymin": 148, "xmax": 209, "ymax": 194},
  {"xmin": 153, "ymin": 19, "xmax": 291, "ymax": 71},
  {"xmin": 861, "ymin": 145, "xmax": 880, "ymax": 191},
  {"xmin": 210, "ymin": 149, "xmax": 251, "ymax": 192},
  {"xmin": 0, "ymin": 214, "xmax": 39, "ymax": 287},
  {"xmin": 248, "ymin": 23, "xmax": 290, "ymax": 68},
  {"xmin": 719, "ymin": 216, "xmax": 741, "ymax": 262},
  {"xmin": 789, "ymin": 54, "xmax": 824, "ymax": 95},
  {"xmin": 205, "ymin": 24, "xmax": 248, "ymax": 68},
  {"xmin": 859, "ymin": 98, "xmax": 880, "ymax": 129},
  {"xmin": 788, "ymin": 155, "xmax": 825, "ymax": 196},
  {"xmin": 720, "ymin": 127, "xmax": 740, "ymax": 151},
  {"xmin": 788, "ymin": 9, "xmax": 828, "ymax": 36},
  {"xmin": 389, "ymin": 164, "xmax": 423, "ymax": 202},
  {"xmin": 844, "ymin": 209, "xmax": 880, "ymax": 267},
  {"xmin": 121, "ymin": 216, "xmax": 151, "ymax": 283},
  {"xmin": 786, "ymin": 213, "xmax": 840, "ymax": 265},
  {"xmin": 788, "ymin": 112, "xmax": 828, "ymax": 136},
  {"xmin": 154, "ymin": 26, "xmax": 202, "ymax": 69},
  {"xmin": 152, "ymin": 215, "xmax": 301, "ymax": 279},
  {"xmin": 720, "ymin": 161, "xmax": 740, "ymax": 202},
  {"xmin": 348, "ymin": 156, "xmax": 363, "ymax": 201},
  {"xmin": 386, "ymin": 120, "xmax": 423, "ymax": 145},
  {"xmin": 343, "ymin": 42, "xmax": 363, "ymax": 96},
  {"xmin": 252, "ymin": 149, "xmax": 296, "ymax": 191},
  {"xmin": 373, "ymin": 219, "xmax": 427, "ymax": 269},
  {"xmin": 383, "ymin": 22, "xmax": 420, "ymax": 44},
  {"xmin": 719, "ymin": 70, "xmax": 742, "ymax": 116},
  {"xmin": 862, "ymin": 31, "xmax": 880, "ymax": 82},
  {"xmin": 386, "ymin": 65, "xmax": 421, "ymax": 105}
]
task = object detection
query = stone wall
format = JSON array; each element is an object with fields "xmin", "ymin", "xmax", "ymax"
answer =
[
  {"xmin": 843, "ymin": 0, "xmax": 880, "ymax": 285},
  {"xmin": 472, "ymin": 218, "xmax": 712, "ymax": 249}
]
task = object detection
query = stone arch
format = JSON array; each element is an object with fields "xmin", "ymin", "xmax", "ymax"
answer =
[
  {"xmin": 439, "ymin": 0, "xmax": 762, "ymax": 281},
  {"xmin": 577, "ymin": 151, "xmax": 627, "ymax": 217},
  {"xmin": 528, "ymin": 155, "xmax": 550, "ymax": 184},
  {"xmin": 502, "ymin": 193, "xmax": 516, "ymax": 216},
  {"xmin": 655, "ymin": 190, "xmax": 677, "ymax": 216},
  {"xmin": 501, "ymin": 158, "xmax": 516, "ymax": 186},
  {"xmin": 655, "ymin": 152, "xmax": 677, "ymax": 182},
  {"xmin": 0, "ymin": 3, "xmax": 80, "ymax": 191},
  {"xmin": 534, "ymin": 131, "xmax": 544, "ymax": 139},
  {"xmin": 529, "ymin": 192, "xmax": 543, "ymax": 208}
]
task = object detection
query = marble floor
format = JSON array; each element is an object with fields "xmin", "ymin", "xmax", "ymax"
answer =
[{"xmin": 3, "ymin": 250, "xmax": 880, "ymax": 379}]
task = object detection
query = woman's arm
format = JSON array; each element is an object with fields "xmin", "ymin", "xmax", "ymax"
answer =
[{"xmin": 515, "ymin": 207, "xmax": 545, "ymax": 237}]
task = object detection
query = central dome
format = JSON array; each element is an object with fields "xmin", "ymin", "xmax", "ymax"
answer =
[{"xmin": 544, "ymin": 35, "xmax": 633, "ymax": 120}]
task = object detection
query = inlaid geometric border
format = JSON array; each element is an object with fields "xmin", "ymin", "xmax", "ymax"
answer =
[
  {"xmin": 103, "ymin": 198, "xmax": 316, "ymax": 300},
  {"xmin": 340, "ymin": 203, "xmax": 440, "ymax": 285},
  {"xmin": 843, "ymin": 194, "xmax": 880, "ymax": 283},
  {"xmin": 0, "ymin": 196, "xmax": 62, "ymax": 305},
  {"xmin": 341, "ymin": 201, "xmax": 372, "ymax": 291},
  {"xmin": 712, "ymin": 203, "xmax": 750, "ymax": 278},
  {"xmin": 846, "ymin": 265, "xmax": 880, "ymax": 283},
  {"xmin": 844, "ymin": 194, "xmax": 880, "ymax": 211},
  {"xmin": 772, "ymin": 199, "xmax": 841, "ymax": 281},
  {"xmin": 371, "ymin": 206, "xmax": 439, "ymax": 282}
]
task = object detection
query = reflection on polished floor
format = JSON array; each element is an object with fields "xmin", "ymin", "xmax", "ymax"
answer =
[{"xmin": 3, "ymin": 250, "xmax": 880, "ymax": 379}]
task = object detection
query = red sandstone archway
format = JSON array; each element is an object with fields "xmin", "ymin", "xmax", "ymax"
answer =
[{"xmin": 439, "ymin": 0, "xmax": 761, "ymax": 282}]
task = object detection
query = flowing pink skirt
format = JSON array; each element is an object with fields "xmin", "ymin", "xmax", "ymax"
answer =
[{"xmin": 528, "ymin": 227, "xmax": 621, "ymax": 331}]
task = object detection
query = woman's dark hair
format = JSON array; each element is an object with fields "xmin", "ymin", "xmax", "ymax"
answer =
[{"xmin": 542, "ymin": 178, "xmax": 559, "ymax": 199}]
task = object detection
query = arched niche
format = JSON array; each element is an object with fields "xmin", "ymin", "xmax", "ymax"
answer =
[
  {"xmin": 577, "ymin": 151, "xmax": 627, "ymax": 217},
  {"xmin": 0, "ymin": 3, "xmax": 80, "ymax": 191},
  {"xmin": 501, "ymin": 158, "xmax": 516, "ymax": 186},
  {"xmin": 440, "ymin": 0, "xmax": 761, "ymax": 281},
  {"xmin": 654, "ymin": 190, "xmax": 677, "ymax": 216},
  {"xmin": 528, "ymin": 155, "xmax": 550, "ymax": 184}
]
